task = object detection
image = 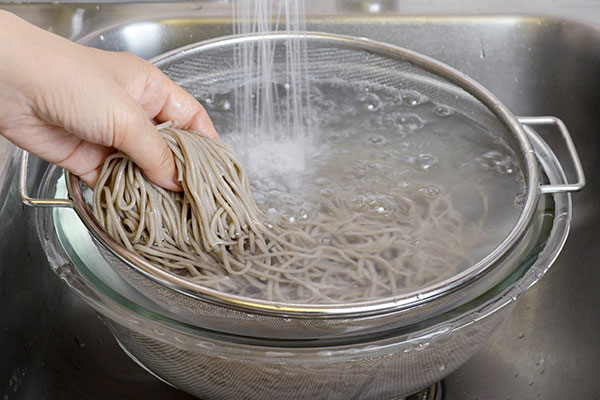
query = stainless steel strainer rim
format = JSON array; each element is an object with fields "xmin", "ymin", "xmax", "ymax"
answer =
[{"xmin": 66, "ymin": 32, "xmax": 543, "ymax": 317}]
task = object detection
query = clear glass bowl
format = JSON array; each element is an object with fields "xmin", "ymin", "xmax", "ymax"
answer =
[{"xmin": 32, "ymin": 126, "xmax": 572, "ymax": 399}]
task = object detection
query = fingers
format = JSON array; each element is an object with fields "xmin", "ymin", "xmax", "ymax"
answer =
[
  {"xmin": 57, "ymin": 141, "xmax": 115, "ymax": 187},
  {"xmin": 111, "ymin": 96, "xmax": 182, "ymax": 192},
  {"xmin": 85, "ymin": 51, "xmax": 218, "ymax": 190},
  {"xmin": 143, "ymin": 65, "xmax": 219, "ymax": 138},
  {"xmin": 102, "ymin": 53, "xmax": 219, "ymax": 139}
]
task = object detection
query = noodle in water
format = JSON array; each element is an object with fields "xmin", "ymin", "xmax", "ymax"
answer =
[{"xmin": 93, "ymin": 123, "xmax": 471, "ymax": 304}]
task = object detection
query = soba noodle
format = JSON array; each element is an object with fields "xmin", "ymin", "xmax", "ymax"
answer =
[{"xmin": 93, "ymin": 124, "xmax": 472, "ymax": 303}]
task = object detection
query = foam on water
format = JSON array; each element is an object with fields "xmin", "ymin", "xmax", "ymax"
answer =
[{"xmin": 205, "ymin": 77, "xmax": 526, "ymax": 268}]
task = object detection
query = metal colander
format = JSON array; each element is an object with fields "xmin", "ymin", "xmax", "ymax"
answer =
[{"xmin": 21, "ymin": 33, "xmax": 585, "ymax": 340}]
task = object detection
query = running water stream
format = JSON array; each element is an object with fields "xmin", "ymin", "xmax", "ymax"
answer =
[{"xmin": 231, "ymin": 0, "xmax": 313, "ymax": 180}]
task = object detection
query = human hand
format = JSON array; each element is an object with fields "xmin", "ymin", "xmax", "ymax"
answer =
[{"xmin": 0, "ymin": 11, "xmax": 217, "ymax": 191}]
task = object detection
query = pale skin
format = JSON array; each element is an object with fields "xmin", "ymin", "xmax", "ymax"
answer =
[{"xmin": 0, "ymin": 10, "xmax": 218, "ymax": 191}]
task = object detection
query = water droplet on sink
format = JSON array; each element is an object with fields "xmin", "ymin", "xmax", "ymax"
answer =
[{"xmin": 518, "ymin": 332, "xmax": 525, "ymax": 339}]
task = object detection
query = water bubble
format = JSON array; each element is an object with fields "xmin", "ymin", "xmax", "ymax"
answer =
[
  {"xmin": 320, "ymin": 188, "xmax": 334, "ymax": 197},
  {"xmin": 439, "ymin": 364, "xmax": 446, "ymax": 371},
  {"xmin": 370, "ymin": 151, "xmax": 391, "ymax": 160},
  {"xmin": 267, "ymin": 208, "xmax": 278, "ymax": 218},
  {"xmin": 514, "ymin": 192, "xmax": 526, "ymax": 208},
  {"xmin": 415, "ymin": 154, "xmax": 438, "ymax": 171},
  {"xmin": 355, "ymin": 92, "xmax": 382, "ymax": 112},
  {"xmin": 477, "ymin": 151, "xmax": 515, "ymax": 175},
  {"xmin": 433, "ymin": 104, "xmax": 454, "ymax": 117},
  {"xmin": 384, "ymin": 113, "xmax": 425, "ymax": 133},
  {"xmin": 346, "ymin": 196, "xmax": 365, "ymax": 211},
  {"xmin": 368, "ymin": 135, "xmax": 387, "ymax": 145},
  {"xmin": 321, "ymin": 237, "xmax": 332, "ymax": 245},
  {"xmin": 288, "ymin": 217, "xmax": 296, "ymax": 224},
  {"xmin": 419, "ymin": 185, "xmax": 441, "ymax": 198},
  {"xmin": 400, "ymin": 90, "xmax": 428, "ymax": 106}
]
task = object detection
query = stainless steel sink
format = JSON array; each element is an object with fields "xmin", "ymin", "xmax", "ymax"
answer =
[{"xmin": 1, "ymin": 2, "xmax": 599, "ymax": 399}]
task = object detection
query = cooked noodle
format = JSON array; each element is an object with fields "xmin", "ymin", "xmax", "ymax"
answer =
[{"xmin": 93, "ymin": 123, "xmax": 473, "ymax": 303}]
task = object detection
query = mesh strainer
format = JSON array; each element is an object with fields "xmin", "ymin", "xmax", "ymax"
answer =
[{"xmin": 20, "ymin": 33, "xmax": 585, "ymax": 340}]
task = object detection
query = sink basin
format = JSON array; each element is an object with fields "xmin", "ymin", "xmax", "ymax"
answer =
[{"xmin": 1, "ymin": 3, "xmax": 598, "ymax": 399}]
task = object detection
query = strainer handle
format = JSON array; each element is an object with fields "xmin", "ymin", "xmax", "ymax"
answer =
[
  {"xmin": 518, "ymin": 116, "xmax": 586, "ymax": 194},
  {"xmin": 19, "ymin": 151, "xmax": 73, "ymax": 208}
]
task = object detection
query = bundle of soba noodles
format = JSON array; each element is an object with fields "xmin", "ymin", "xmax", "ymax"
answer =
[{"xmin": 93, "ymin": 124, "xmax": 469, "ymax": 303}]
